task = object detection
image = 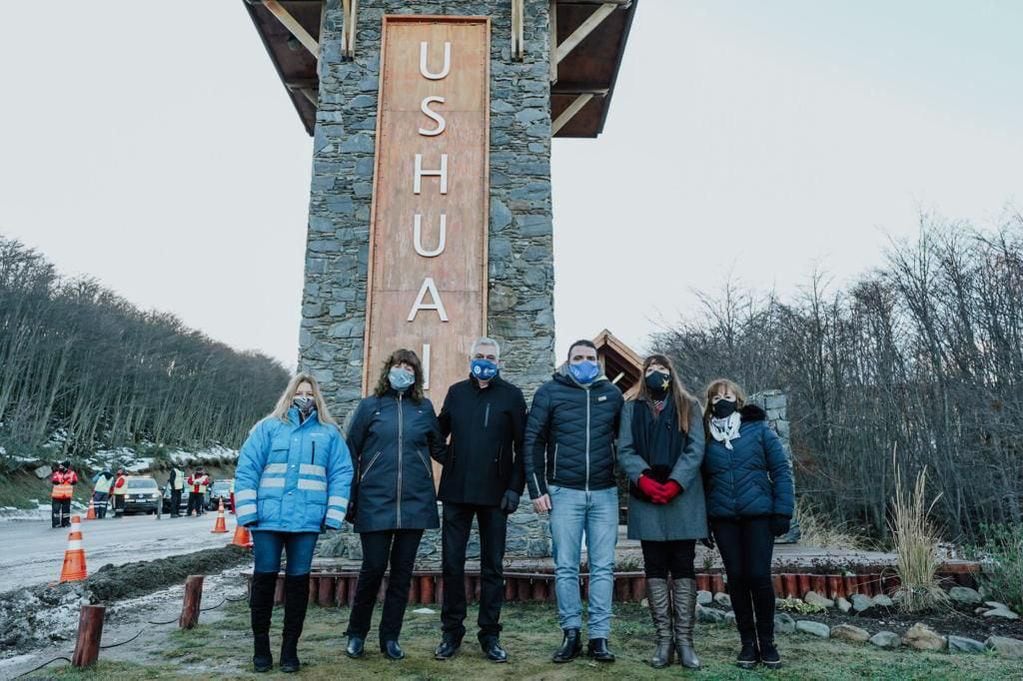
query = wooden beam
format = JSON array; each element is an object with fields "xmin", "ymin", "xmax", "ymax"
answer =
[
  {"xmin": 262, "ymin": 0, "xmax": 320, "ymax": 60},
  {"xmin": 345, "ymin": 0, "xmax": 359, "ymax": 59},
  {"xmin": 555, "ymin": 2, "xmax": 616, "ymax": 64},
  {"xmin": 551, "ymin": 93, "xmax": 593, "ymax": 135},
  {"xmin": 549, "ymin": 0, "xmax": 558, "ymax": 83}
]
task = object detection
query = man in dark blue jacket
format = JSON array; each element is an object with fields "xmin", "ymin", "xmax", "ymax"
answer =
[
  {"xmin": 524, "ymin": 340, "xmax": 624, "ymax": 663},
  {"xmin": 433, "ymin": 337, "xmax": 527, "ymax": 663}
]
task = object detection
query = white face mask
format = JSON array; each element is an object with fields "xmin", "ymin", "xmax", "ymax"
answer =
[{"xmin": 293, "ymin": 395, "xmax": 315, "ymax": 414}]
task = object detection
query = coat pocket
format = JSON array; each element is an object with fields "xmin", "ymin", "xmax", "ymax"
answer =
[
  {"xmin": 360, "ymin": 451, "xmax": 383, "ymax": 481},
  {"xmin": 257, "ymin": 498, "xmax": 282, "ymax": 524},
  {"xmin": 416, "ymin": 450, "xmax": 433, "ymax": 479}
]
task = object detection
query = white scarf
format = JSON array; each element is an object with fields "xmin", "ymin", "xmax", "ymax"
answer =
[{"xmin": 709, "ymin": 412, "xmax": 742, "ymax": 450}]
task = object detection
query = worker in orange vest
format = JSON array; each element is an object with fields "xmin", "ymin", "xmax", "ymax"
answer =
[
  {"xmin": 112, "ymin": 467, "xmax": 129, "ymax": 517},
  {"xmin": 50, "ymin": 460, "xmax": 78, "ymax": 528},
  {"xmin": 186, "ymin": 467, "xmax": 210, "ymax": 517}
]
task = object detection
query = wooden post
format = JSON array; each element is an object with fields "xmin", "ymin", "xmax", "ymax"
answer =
[
  {"xmin": 335, "ymin": 575, "xmax": 348, "ymax": 607},
  {"xmin": 318, "ymin": 575, "xmax": 335, "ymax": 607},
  {"xmin": 71, "ymin": 604, "xmax": 105, "ymax": 668},
  {"xmin": 179, "ymin": 575, "xmax": 204, "ymax": 629}
]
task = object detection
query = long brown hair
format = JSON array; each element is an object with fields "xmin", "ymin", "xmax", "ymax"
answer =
[
  {"xmin": 632, "ymin": 354, "xmax": 695, "ymax": 433},
  {"xmin": 702, "ymin": 378, "xmax": 748, "ymax": 425},
  {"xmin": 268, "ymin": 372, "xmax": 339, "ymax": 427},
  {"xmin": 373, "ymin": 348, "xmax": 426, "ymax": 402}
]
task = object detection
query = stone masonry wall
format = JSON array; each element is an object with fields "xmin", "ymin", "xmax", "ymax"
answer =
[
  {"xmin": 304, "ymin": 1, "xmax": 555, "ymax": 561},
  {"xmin": 749, "ymin": 390, "xmax": 801, "ymax": 544}
]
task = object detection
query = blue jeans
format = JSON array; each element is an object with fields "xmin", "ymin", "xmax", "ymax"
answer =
[
  {"xmin": 252, "ymin": 531, "xmax": 319, "ymax": 576},
  {"xmin": 548, "ymin": 484, "xmax": 618, "ymax": 638}
]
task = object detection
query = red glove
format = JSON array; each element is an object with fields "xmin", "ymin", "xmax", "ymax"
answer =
[
  {"xmin": 661, "ymin": 480, "xmax": 682, "ymax": 502},
  {"xmin": 637, "ymin": 475, "xmax": 667, "ymax": 504}
]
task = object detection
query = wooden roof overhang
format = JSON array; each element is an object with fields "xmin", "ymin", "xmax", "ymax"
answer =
[{"xmin": 243, "ymin": 0, "xmax": 637, "ymax": 138}]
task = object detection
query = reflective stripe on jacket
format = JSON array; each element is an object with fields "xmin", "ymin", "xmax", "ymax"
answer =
[{"xmin": 235, "ymin": 407, "xmax": 354, "ymax": 533}]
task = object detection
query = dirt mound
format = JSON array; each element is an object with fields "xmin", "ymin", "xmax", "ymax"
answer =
[{"xmin": 0, "ymin": 545, "xmax": 249, "ymax": 653}]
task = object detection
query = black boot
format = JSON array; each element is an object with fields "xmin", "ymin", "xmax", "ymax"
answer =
[
  {"xmin": 737, "ymin": 640, "xmax": 759, "ymax": 669},
  {"xmin": 586, "ymin": 638, "xmax": 616, "ymax": 663},
  {"xmin": 480, "ymin": 635, "xmax": 508, "ymax": 663},
  {"xmin": 250, "ymin": 572, "xmax": 278, "ymax": 673},
  {"xmin": 434, "ymin": 633, "xmax": 461, "ymax": 660},
  {"xmin": 759, "ymin": 640, "xmax": 781, "ymax": 668},
  {"xmin": 381, "ymin": 639, "xmax": 405, "ymax": 660},
  {"xmin": 646, "ymin": 578, "xmax": 674, "ymax": 668},
  {"xmin": 552, "ymin": 628, "xmax": 582, "ymax": 663},
  {"xmin": 280, "ymin": 574, "xmax": 309, "ymax": 672},
  {"xmin": 345, "ymin": 635, "xmax": 365, "ymax": 659}
]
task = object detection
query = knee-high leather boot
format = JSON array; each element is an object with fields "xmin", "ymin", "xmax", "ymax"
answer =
[
  {"xmin": 280, "ymin": 574, "xmax": 310, "ymax": 673},
  {"xmin": 250, "ymin": 572, "xmax": 278, "ymax": 673},
  {"xmin": 645, "ymin": 578, "xmax": 674, "ymax": 668},
  {"xmin": 672, "ymin": 578, "xmax": 701, "ymax": 669}
]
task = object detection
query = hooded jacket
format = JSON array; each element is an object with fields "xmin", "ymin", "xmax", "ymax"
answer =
[
  {"xmin": 235, "ymin": 407, "xmax": 354, "ymax": 533},
  {"xmin": 524, "ymin": 367, "xmax": 624, "ymax": 498},
  {"xmin": 346, "ymin": 390, "xmax": 444, "ymax": 533},
  {"xmin": 702, "ymin": 405, "xmax": 795, "ymax": 520}
]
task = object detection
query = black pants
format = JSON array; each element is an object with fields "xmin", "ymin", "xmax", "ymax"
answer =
[
  {"xmin": 712, "ymin": 517, "xmax": 776, "ymax": 644},
  {"xmin": 113, "ymin": 494, "xmax": 125, "ymax": 516},
  {"xmin": 346, "ymin": 529, "xmax": 424, "ymax": 642},
  {"xmin": 187, "ymin": 492, "xmax": 204, "ymax": 516},
  {"xmin": 170, "ymin": 489, "xmax": 182, "ymax": 516},
  {"xmin": 441, "ymin": 502, "xmax": 508, "ymax": 641},
  {"xmin": 51, "ymin": 499, "xmax": 71, "ymax": 528},
  {"xmin": 641, "ymin": 539, "xmax": 696, "ymax": 579}
]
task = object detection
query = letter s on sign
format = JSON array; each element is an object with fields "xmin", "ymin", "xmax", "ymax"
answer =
[{"xmin": 419, "ymin": 96, "xmax": 446, "ymax": 137}]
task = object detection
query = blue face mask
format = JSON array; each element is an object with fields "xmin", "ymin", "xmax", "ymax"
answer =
[
  {"xmin": 388, "ymin": 367, "xmax": 415, "ymax": 392},
  {"xmin": 470, "ymin": 358, "xmax": 499, "ymax": 381},
  {"xmin": 568, "ymin": 360, "xmax": 600, "ymax": 385}
]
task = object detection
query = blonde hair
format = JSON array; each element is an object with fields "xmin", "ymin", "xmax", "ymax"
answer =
[{"xmin": 268, "ymin": 372, "xmax": 339, "ymax": 428}]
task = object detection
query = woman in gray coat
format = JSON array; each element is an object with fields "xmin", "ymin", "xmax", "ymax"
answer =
[{"xmin": 618, "ymin": 354, "xmax": 706, "ymax": 669}]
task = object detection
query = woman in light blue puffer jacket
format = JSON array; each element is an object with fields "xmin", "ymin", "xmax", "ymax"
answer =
[{"xmin": 235, "ymin": 372, "xmax": 353, "ymax": 673}]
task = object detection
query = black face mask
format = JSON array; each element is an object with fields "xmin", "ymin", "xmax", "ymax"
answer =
[
  {"xmin": 645, "ymin": 370, "xmax": 671, "ymax": 397},
  {"xmin": 712, "ymin": 399, "xmax": 738, "ymax": 419}
]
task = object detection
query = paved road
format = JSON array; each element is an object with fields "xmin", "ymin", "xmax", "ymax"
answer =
[{"xmin": 0, "ymin": 512, "xmax": 239, "ymax": 592}]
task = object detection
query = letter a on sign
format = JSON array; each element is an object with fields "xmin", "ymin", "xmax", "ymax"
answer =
[{"xmin": 408, "ymin": 277, "xmax": 449, "ymax": 322}]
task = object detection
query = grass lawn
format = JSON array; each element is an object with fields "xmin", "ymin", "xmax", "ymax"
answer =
[{"xmin": 37, "ymin": 601, "xmax": 1020, "ymax": 680}]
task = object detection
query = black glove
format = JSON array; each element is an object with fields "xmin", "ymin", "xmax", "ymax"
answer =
[
  {"xmin": 499, "ymin": 490, "xmax": 520, "ymax": 515},
  {"xmin": 770, "ymin": 514, "xmax": 791, "ymax": 537},
  {"xmin": 700, "ymin": 535, "xmax": 715, "ymax": 550}
]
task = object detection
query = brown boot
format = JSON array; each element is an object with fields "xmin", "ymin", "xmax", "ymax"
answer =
[
  {"xmin": 672, "ymin": 578, "xmax": 701, "ymax": 669},
  {"xmin": 645, "ymin": 578, "xmax": 674, "ymax": 668}
]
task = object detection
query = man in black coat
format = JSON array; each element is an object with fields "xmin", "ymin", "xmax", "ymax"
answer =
[{"xmin": 433, "ymin": 337, "xmax": 527, "ymax": 663}]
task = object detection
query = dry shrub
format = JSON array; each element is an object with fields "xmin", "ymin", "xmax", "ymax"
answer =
[
  {"xmin": 889, "ymin": 463, "xmax": 949, "ymax": 612},
  {"xmin": 796, "ymin": 498, "xmax": 864, "ymax": 550}
]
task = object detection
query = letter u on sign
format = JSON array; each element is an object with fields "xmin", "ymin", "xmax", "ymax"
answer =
[{"xmin": 420, "ymin": 41, "xmax": 451, "ymax": 80}]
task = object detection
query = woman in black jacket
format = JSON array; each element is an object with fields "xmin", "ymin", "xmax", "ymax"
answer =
[
  {"xmin": 703, "ymin": 379, "xmax": 794, "ymax": 670},
  {"xmin": 344, "ymin": 349, "xmax": 444, "ymax": 660}
]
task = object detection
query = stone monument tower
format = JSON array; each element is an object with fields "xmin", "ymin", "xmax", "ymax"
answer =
[{"xmin": 244, "ymin": 0, "xmax": 637, "ymax": 559}]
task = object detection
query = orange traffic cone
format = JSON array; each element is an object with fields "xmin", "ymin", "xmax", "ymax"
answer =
[
  {"xmin": 59, "ymin": 515, "xmax": 88, "ymax": 582},
  {"xmin": 85, "ymin": 498, "xmax": 96, "ymax": 520},
  {"xmin": 210, "ymin": 498, "xmax": 228, "ymax": 534},
  {"xmin": 231, "ymin": 524, "xmax": 253, "ymax": 548}
]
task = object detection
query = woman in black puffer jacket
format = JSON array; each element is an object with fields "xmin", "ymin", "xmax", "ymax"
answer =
[{"xmin": 702, "ymin": 378, "xmax": 794, "ymax": 671}]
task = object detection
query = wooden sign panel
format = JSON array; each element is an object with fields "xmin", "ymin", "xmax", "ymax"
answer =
[{"xmin": 363, "ymin": 16, "xmax": 490, "ymax": 407}]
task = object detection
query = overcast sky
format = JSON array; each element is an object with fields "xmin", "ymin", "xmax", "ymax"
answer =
[{"xmin": 1, "ymin": 1, "xmax": 1021, "ymax": 370}]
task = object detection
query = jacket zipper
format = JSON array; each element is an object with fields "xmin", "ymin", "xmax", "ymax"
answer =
[
  {"xmin": 311, "ymin": 440, "xmax": 315, "ymax": 464},
  {"xmin": 397, "ymin": 393, "xmax": 404, "ymax": 529},
  {"xmin": 484, "ymin": 403, "xmax": 490, "ymax": 428},
  {"xmin": 361, "ymin": 451, "xmax": 383, "ymax": 481},
  {"xmin": 553, "ymin": 443, "xmax": 559, "ymax": 477},
  {"xmin": 585, "ymin": 387, "xmax": 591, "ymax": 492}
]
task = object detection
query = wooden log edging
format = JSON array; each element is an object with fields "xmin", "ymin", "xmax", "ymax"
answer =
[{"xmin": 246, "ymin": 564, "xmax": 979, "ymax": 607}]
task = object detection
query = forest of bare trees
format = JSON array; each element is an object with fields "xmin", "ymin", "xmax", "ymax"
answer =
[
  {"xmin": 0, "ymin": 237, "xmax": 289, "ymax": 459},
  {"xmin": 653, "ymin": 213, "xmax": 1023, "ymax": 543}
]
